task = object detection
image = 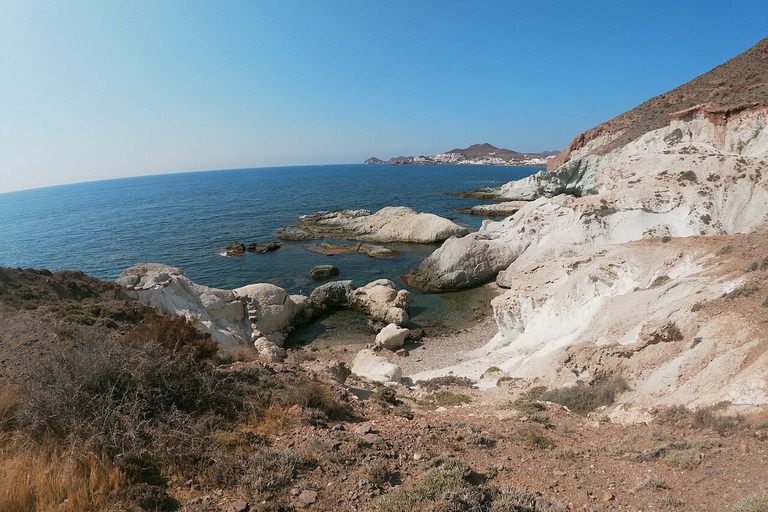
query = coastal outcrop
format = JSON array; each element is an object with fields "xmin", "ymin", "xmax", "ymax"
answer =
[
  {"xmin": 310, "ymin": 278, "xmax": 410, "ymax": 328},
  {"xmin": 409, "ymin": 103, "xmax": 768, "ymax": 291},
  {"xmin": 407, "ymin": 37, "xmax": 768, "ymax": 413},
  {"xmin": 118, "ymin": 263, "xmax": 411, "ymax": 360},
  {"xmin": 277, "ymin": 206, "xmax": 469, "ymax": 243}
]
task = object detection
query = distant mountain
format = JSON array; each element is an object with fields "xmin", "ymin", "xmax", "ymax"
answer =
[{"xmin": 364, "ymin": 143, "xmax": 556, "ymax": 167}]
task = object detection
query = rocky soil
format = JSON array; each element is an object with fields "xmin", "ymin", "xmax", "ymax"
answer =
[{"xmin": 2, "ymin": 266, "xmax": 767, "ymax": 512}]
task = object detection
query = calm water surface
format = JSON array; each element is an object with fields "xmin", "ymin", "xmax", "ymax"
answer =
[{"xmin": 0, "ymin": 164, "xmax": 537, "ymax": 329}]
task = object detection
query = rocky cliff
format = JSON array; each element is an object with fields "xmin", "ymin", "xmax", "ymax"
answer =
[{"xmin": 406, "ymin": 38, "xmax": 768, "ymax": 416}]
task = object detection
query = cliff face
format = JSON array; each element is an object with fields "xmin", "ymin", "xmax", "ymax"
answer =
[
  {"xmin": 406, "ymin": 38, "xmax": 768, "ymax": 415},
  {"xmin": 548, "ymin": 36, "xmax": 768, "ymax": 172}
]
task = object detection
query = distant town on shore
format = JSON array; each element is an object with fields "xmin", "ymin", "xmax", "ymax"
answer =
[{"xmin": 365, "ymin": 142, "xmax": 559, "ymax": 167}]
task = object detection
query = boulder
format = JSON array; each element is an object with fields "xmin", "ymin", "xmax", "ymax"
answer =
[
  {"xmin": 309, "ymin": 280, "xmax": 354, "ymax": 306},
  {"xmin": 352, "ymin": 349, "xmax": 402, "ymax": 383},
  {"xmin": 254, "ymin": 337, "xmax": 286, "ymax": 362},
  {"xmin": 309, "ymin": 265, "xmax": 340, "ymax": 280},
  {"xmin": 349, "ymin": 279, "xmax": 410, "ymax": 327},
  {"xmin": 223, "ymin": 241, "xmax": 246, "ymax": 256},
  {"xmin": 403, "ymin": 234, "xmax": 519, "ymax": 292},
  {"xmin": 375, "ymin": 323, "xmax": 409, "ymax": 350},
  {"xmin": 245, "ymin": 241, "xmax": 281, "ymax": 253},
  {"xmin": 277, "ymin": 206, "xmax": 470, "ymax": 243}
]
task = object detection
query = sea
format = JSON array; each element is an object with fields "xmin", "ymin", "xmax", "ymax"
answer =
[{"xmin": 0, "ymin": 164, "xmax": 537, "ymax": 332}]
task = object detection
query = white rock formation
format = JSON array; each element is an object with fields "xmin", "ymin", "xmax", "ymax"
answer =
[
  {"xmin": 409, "ymin": 104, "xmax": 768, "ymax": 414},
  {"xmin": 117, "ymin": 263, "xmax": 251, "ymax": 348},
  {"xmin": 118, "ymin": 263, "xmax": 413, "ymax": 361},
  {"xmin": 408, "ymin": 106, "xmax": 768, "ymax": 291},
  {"xmin": 351, "ymin": 349, "xmax": 403, "ymax": 383},
  {"xmin": 311, "ymin": 278, "xmax": 410, "ymax": 327},
  {"xmin": 374, "ymin": 323, "xmax": 409, "ymax": 350},
  {"xmin": 277, "ymin": 206, "xmax": 470, "ymax": 243}
]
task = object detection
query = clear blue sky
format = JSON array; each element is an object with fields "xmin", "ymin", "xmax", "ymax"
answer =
[{"xmin": 1, "ymin": 1, "xmax": 766, "ymax": 193}]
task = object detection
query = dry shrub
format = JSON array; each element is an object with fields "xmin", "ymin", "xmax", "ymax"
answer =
[
  {"xmin": 0, "ymin": 386, "xmax": 20, "ymax": 430},
  {"xmin": 0, "ymin": 444, "xmax": 123, "ymax": 512},
  {"xmin": 280, "ymin": 378, "xmax": 350, "ymax": 421},
  {"xmin": 726, "ymin": 495, "xmax": 768, "ymax": 512},
  {"xmin": 125, "ymin": 310, "xmax": 219, "ymax": 361},
  {"xmin": 692, "ymin": 403, "xmax": 746, "ymax": 432},
  {"xmin": 542, "ymin": 374, "xmax": 628, "ymax": 415},
  {"xmin": 415, "ymin": 375, "xmax": 475, "ymax": 392}
]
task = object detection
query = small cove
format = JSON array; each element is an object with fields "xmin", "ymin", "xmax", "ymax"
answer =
[{"xmin": 0, "ymin": 164, "xmax": 537, "ymax": 333}]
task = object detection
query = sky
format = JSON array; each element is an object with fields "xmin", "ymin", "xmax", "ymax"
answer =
[{"xmin": 1, "ymin": 1, "xmax": 766, "ymax": 194}]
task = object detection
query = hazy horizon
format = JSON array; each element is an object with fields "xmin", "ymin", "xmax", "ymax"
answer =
[{"xmin": 2, "ymin": 1, "xmax": 766, "ymax": 194}]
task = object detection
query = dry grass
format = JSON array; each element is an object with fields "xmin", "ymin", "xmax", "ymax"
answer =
[{"xmin": 0, "ymin": 443, "xmax": 123, "ymax": 512}]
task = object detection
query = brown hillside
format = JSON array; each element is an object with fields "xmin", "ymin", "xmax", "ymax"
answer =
[{"xmin": 549, "ymin": 36, "xmax": 768, "ymax": 170}]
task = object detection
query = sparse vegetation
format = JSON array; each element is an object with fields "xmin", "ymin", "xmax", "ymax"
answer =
[
  {"xmin": 373, "ymin": 456, "xmax": 542, "ymax": 512},
  {"xmin": 637, "ymin": 475, "xmax": 671, "ymax": 490},
  {"xmin": 725, "ymin": 495, "xmax": 768, "ymax": 512},
  {"xmin": 418, "ymin": 391, "xmax": 472, "ymax": 409},
  {"xmin": 716, "ymin": 245, "xmax": 734, "ymax": 256},
  {"xmin": 692, "ymin": 402, "xmax": 746, "ymax": 432},
  {"xmin": 726, "ymin": 284, "xmax": 760, "ymax": 299},
  {"xmin": 541, "ymin": 374, "xmax": 628, "ymax": 415},
  {"xmin": 416, "ymin": 375, "xmax": 475, "ymax": 391},
  {"xmin": 651, "ymin": 275, "xmax": 671, "ymax": 288}
]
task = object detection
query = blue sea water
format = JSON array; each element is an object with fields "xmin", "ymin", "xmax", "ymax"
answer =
[{"xmin": 0, "ymin": 164, "xmax": 536, "ymax": 327}]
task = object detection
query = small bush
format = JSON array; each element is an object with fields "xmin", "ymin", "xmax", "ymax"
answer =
[
  {"xmin": 281, "ymin": 379, "xmax": 350, "ymax": 421},
  {"xmin": 725, "ymin": 495, "xmax": 768, "ymax": 512},
  {"xmin": 485, "ymin": 366, "xmax": 501, "ymax": 373},
  {"xmin": 691, "ymin": 302, "xmax": 704, "ymax": 312},
  {"xmin": 636, "ymin": 474, "xmax": 670, "ymax": 490},
  {"xmin": 654, "ymin": 405, "xmax": 690, "ymax": 425},
  {"xmin": 418, "ymin": 391, "xmax": 471, "ymax": 409},
  {"xmin": 125, "ymin": 310, "xmax": 219, "ymax": 362},
  {"xmin": 371, "ymin": 387, "xmax": 400, "ymax": 405},
  {"xmin": 657, "ymin": 496, "xmax": 684, "ymax": 508},
  {"xmin": 661, "ymin": 448, "xmax": 701, "ymax": 468},
  {"xmin": 416, "ymin": 375, "xmax": 475, "ymax": 391},
  {"xmin": 716, "ymin": 245, "xmax": 733, "ymax": 256},
  {"xmin": 542, "ymin": 374, "xmax": 628, "ymax": 415},
  {"xmin": 692, "ymin": 404, "xmax": 746, "ymax": 432},
  {"xmin": 524, "ymin": 430, "xmax": 554, "ymax": 449},
  {"xmin": 365, "ymin": 461, "xmax": 392, "ymax": 488},
  {"xmin": 651, "ymin": 275, "xmax": 671, "ymax": 288}
]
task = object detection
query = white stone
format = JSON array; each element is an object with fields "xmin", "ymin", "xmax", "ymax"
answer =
[
  {"xmin": 351, "ymin": 349, "xmax": 402, "ymax": 383},
  {"xmin": 375, "ymin": 323, "xmax": 409, "ymax": 350}
]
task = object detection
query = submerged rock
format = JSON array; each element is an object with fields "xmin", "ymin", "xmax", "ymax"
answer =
[
  {"xmin": 245, "ymin": 241, "xmax": 281, "ymax": 253},
  {"xmin": 307, "ymin": 242, "xmax": 402, "ymax": 258},
  {"xmin": 309, "ymin": 264, "xmax": 340, "ymax": 280}
]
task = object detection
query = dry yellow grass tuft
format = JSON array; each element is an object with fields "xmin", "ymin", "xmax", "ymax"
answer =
[{"xmin": 0, "ymin": 444, "xmax": 123, "ymax": 512}]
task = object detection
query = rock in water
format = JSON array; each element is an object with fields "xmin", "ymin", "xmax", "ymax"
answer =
[
  {"xmin": 277, "ymin": 206, "xmax": 470, "ymax": 243},
  {"xmin": 309, "ymin": 265, "xmax": 340, "ymax": 280},
  {"xmin": 223, "ymin": 241, "xmax": 246, "ymax": 256}
]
